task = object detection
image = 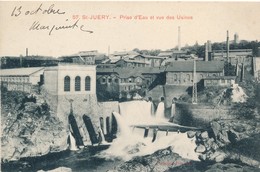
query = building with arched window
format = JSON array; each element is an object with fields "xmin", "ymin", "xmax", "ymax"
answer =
[
  {"xmin": 165, "ymin": 61, "xmax": 225, "ymax": 86},
  {"xmin": 75, "ymin": 76, "xmax": 81, "ymax": 91},
  {"xmin": 85, "ymin": 76, "xmax": 91, "ymax": 91},
  {"xmin": 44, "ymin": 64, "xmax": 96, "ymax": 95}
]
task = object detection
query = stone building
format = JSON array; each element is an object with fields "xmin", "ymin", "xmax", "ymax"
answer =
[
  {"xmin": 43, "ymin": 64, "xmax": 97, "ymax": 122},
  {"xmin": 165, "ymin": 61, "xmax": 225, "ymax": 86},
  {"xmin": 204, "ymin": 76, "xmax": 236, "ymax": 87},
  {"xmin": 0, "ymin": 67, "xmax": 45, "ymax": 92},
  {"xmin": 253, "ymin": 57, "xmax": 260, "ymax": 82},
  {"xmin": 96, "ymin": 67, "xmax": 165, "ymax": 100}
]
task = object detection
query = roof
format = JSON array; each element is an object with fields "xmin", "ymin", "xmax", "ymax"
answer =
[
  {"xmin": 158, "ymin": 51, "xmax": 173, "ymax": 57},
  {"xmin": 204, "ymin": 76, "xmax": 236, "ymax": 80},
  {"xmin": 123, "ymin": 59, "xmax": 150, "ymax": 64},
  {"xmin": 113, "ymin": 51, "xmax": 140, "ymax": 56},
  {"xmin": 165, "ymin": 61, "xmax": 224, "ymax": 72},
  {"xmin": 0, "ymin": 67, "xmax": 45, "ymax": 76},
  {"xmin": 143, "ymin": 55, "xmax": 166, "ymax": 59},
  {"xmin": 96, "ymin": 67, "xmax": 164, "ymax": 78}
]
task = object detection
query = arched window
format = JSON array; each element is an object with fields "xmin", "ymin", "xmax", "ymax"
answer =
[
  {"xmin": 186, "ymin": 74, "xmax": 190, "ymax": 81},
  {"xmin": 64, "ymin": 76, "xmax": 70, "ymax": 92},
  {"xmin": 85, "ymin": 76, "xmax": 91, "ymax": 91},
  {"xmin": 75, "ymin": 76, "xmax": 81, "ymax": 91},
  {"xmin": 174, "ymin": 74, "xmax": 178, "ymax": 81}
]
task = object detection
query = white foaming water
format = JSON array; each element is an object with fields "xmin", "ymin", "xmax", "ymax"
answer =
[
  {"xmin": 155, "ymin": 102, "xmax": 166, "ymax": 120},
  {"xmin": 69, "ymin": 132, "xmax": 78, "ymax": 151},
  {"xmin": 119, "ymin": 100, "xmax": 158, "ymax": 125},
  {"xmin": 98, "ymin": 100, "xmax": 199, "ymax": 161},
  {"xmin": 231, "ymin": 84, "xmax": 248, "ymax": 103}
]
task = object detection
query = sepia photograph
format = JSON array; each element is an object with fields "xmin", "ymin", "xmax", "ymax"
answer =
[{"xmin": 1, "ymin": 1, "xmax": 260, "ymax": 172}]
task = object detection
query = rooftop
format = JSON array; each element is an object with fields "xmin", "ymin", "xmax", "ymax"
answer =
[
  {"xmin": 0, "ymin": 67, "xmax": 45, "ymax": 76},
  {"xmin": 165, "ymin": 61, "xmax": 224, "ymax": 72}
]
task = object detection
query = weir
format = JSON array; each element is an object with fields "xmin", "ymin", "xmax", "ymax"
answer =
[
  {"xmin": 68, "ymin": 114, "xmax": 84, "ymax": 148},
  {"xmin": 83, "ymin": 115, "xmax": 99, "ymax": 145}
]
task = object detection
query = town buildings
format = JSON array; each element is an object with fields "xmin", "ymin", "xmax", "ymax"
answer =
[
  {"xmin": 165, "ymin": 61, "xmax": 225, "ymax": 86},
  {"xmin": 96, "ymin": 67, "xmax": 165, "ymax": 100},
  {"xmin": 204, "ymin": 76, "xmax": 236, "ymax": 87},
  {"xmin": 59, "ymin": 50, "xmax": 107, "ymax": 65},
  {"xmin": 0, "ymin": 67, "xmax": 45, "ymax": 92},
  {"xmin": 212, "ymin": 49, "xmax": 253, "ymax": 65}
]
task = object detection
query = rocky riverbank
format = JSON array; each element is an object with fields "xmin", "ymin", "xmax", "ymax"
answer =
[
  {"xmin": 1, "ymin": 90, "xmax": 68, "ymax": 162},
  {"xmin": 109, "ymin": 118, "xmax": 260, "ymax": 172}
]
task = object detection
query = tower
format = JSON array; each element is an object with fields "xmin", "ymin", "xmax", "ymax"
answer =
[
  {"xmin": 234, "ymin": 33, "xmax": 239, "ymax": 44},
  {"xmin": 226, "ymin": 30, "xmax": 230, "ymax": 63},
  {"xmin": 205, "ymin": 42, "xmax": 208, "ymax": 61},
  {"xmin": 178, "ymin": 26, "xmax": 181, "ymax": 51},
  {"xmin": 192, "ymin": 59, "xmax": 197, "ymax": 104}
]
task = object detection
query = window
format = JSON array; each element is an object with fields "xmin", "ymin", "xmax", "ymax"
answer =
[
  {"xmin": 101, "ymin": 78, "xmax": 106, "ymax": 84},
  {"xmin": 64, "ymin": 76, "xmax": 70, "ymax": 92},
  {"xmin": 114, "ymin": 78, "xmax": 119, "ymax": 83},
  {"xmin": 75, "ymin": 76, "xmax": 81, "ymax": 91},
  {"xmin": 108, "ymin": 78, "xmax": 112, "ymax": 83},
  {"xmin": 186, "ymin": 74, "xmax": 190, "ymax": 82},
  {"xmin": 85, "ymin": 76, "xmax": 91, "ymax": 91},
  {"xmin": 174, "ymin": 74, "xmax": 178, "ymax": 81}
]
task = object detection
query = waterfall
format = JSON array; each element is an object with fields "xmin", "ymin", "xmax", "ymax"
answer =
[
  {"xmin": 119, "ymin": 100, "xmax": 155, "ymax": 125},
  {"xmin": 231, "ymin": 84, "xmax": 248, "ymax": 102},
  {"xmin": 69, "ymin": 132, "xmax": 78, "ymax": 151},
  {"xmin": 98, "ymin": 100, "xmax": 199, "ymax": 161},
  {"xmin": 98, "ymin": 127, "xmax": 109, "ymax": 145},
  {"xmin": 155, "ymin": 102, "xmax": 165, "ymax": 119}
]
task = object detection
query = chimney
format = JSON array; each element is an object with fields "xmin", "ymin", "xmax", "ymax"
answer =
[
  {"xmin": 226, "ymin": 30, "xmax": 230, "ymax": 63},
  {"xmin": 26, "ymin": 48, "xmax": 28, "ymax": 57},
  {"xmin": 178, "ymin": 26, "xmax": 181, "ymax": 51},
  {"xmin": 207, "ymin": 40, "xmax": 212, "ymax": 61},
  {"xmin": 205, "ymin": 42, "xmax": 208, "ymax": 61}
]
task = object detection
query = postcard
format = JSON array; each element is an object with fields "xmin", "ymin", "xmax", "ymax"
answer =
[{"xmin": 1, "ymin": 1, "xmax": 260, "ymax": 172}]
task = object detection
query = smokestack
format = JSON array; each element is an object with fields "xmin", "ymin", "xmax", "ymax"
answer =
[
  {"xmin": 26, "ymin": 48, "xmax": 28, "ymax": 57},
  {"xmin": 178, "ymin": 26, "xmax": 181, "ymax": 51},
  {"xmin": 207, "ymin": 40, "xmax": 212, "ymax": 61},
  {"xmin": 226, "ymin": 30, "xmax": 230, "ymax": 63},
  {"xmin": 205, "ymin": 42, "xmax": 208, "ymax": 61}
]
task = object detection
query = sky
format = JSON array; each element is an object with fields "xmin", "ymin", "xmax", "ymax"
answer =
[{"xmin": 0, "ymin": 1, "xmax": 260, "ymax": 57}]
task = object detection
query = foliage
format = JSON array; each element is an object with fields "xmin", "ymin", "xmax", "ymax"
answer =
[
  {"xmin": 224, "ymin": 62, "xmax": 236, "ymax": 76},
  {"xmin": 132, "ymin": 48, "xmax": 161, "ymax": 56},
  {"xmin": 231, "ymin": 82, "xmax": 260, "ymax": 119}
]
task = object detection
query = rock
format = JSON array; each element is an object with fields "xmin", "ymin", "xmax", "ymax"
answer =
[
  {"xmin": 218, "ymin": 130, "xmax": 230, "ymax": 144},
  {"xmin": 27, "ymin": 117, "xmax": 32, "ymax": 123},
  {"xmin": 195, "ymin": 145, "xmax": 206, "ymax": 153},
  {"xmin": 211, "ymin": 121, "xmax": 221, "ymax": 139},
  {"xmin": 232, "ymin": 125, "xmax": 246, "ymax": 133},
  {"xmin": 204, "ymin": 138, "xmax": 214, "ymax": 151},
  {"xmin": 208, "ymin": 151, "xmax": 226, "ymax": 162},
  {"xmin": 24, "ymin": 102, "xmax": 39, "ymax": 113},
  {"xmin": 37, "ymin": 167, "xmax": 72, "ymax": 172},
  {"xmin": 187, "ymin": 131, "xmax": 196, "ymax": 138},
  {"xmin": 124, "ymin": 142, "xmax": 146, "ymax": 154},
  {"xmin": 198, "ymin": 154, "xmax": 207, "ymax": 161},
  {"xmin": 227, "ymin": 129, "xmax": 240, "ymax": 143},
  {"xmin": 201, "ymin": 131, "xmax": 209, "ymax": 140},
  {"xmin": 114, "ymin": 147, "xmax": 190, "ymax": 172}
]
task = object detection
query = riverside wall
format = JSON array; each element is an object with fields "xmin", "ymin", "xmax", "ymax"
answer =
[{"xmin": 174, "ymin": 102, "xmax": 234, "ymax": 128}]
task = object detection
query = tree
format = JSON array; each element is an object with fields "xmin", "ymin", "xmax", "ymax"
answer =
[{"xmin": 224, "ymin": 62, "xmax": 236, "ymax": 76}]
